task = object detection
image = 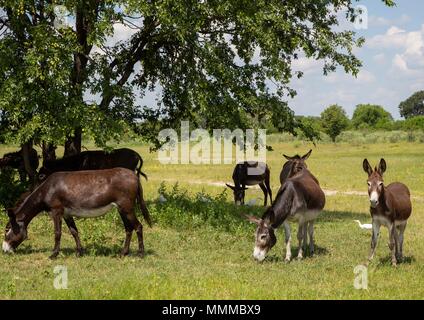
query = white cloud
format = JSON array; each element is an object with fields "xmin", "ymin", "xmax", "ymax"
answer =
[
  {"xmin": 91, "ymin": 23, "xmax": 138, "ymax": 55},
  {"xmin": 368, "ymin": 24, "xmax": 424, "ymax": 75},
  {"xmin": 392, "ymin": 54, "xmax": 408, "ymax": 71},
  {"xmin": 368, "ymin": 14, "xmax": 411, "ymax": 28},
  {"xmin": 292, "ymin": 56, "xmax": 323, "ymax": 75},
  {"xmin": 373, "ymin": 53, "xmax": 386, "ymax": 64}
]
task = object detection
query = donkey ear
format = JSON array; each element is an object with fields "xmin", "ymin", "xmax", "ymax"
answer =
[
  {"xmin": 302, "ymin": 149, "xmax": 312, "ymax": 160},
  {"xmin": 378, "ymin": 158, "xmax": 387, "ymax": 175},
  {"xmin": 283, "ymin": 154, "xmax": 293, "ymax": 161},
  {"xmin": 225, "ymin": 183, "xmax": 235, "ymax": 190},
  {"xmin": 242, "ymin": 214, "xmax": 261, "ymax": 225},
  {"xmin": 7, "ymin": 208, "xmax": 19, "ymax": 230},
  {"xmin": 363, "ymin": 159, "xmax": 373, "ymax": 176},
  {"xmin": 7, "ymin": 208, "xmax": 15, "ymax": 219}
]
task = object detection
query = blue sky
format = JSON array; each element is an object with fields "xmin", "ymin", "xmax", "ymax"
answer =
[{"xmin": 290, "ymin": 0, "xmax": 424, "ymax": 119}]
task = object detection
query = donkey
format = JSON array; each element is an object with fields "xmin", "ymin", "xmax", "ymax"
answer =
[
  {"xmin": 363, "ymin": 159, "xmax": 412, "ymax": 266},
  {"xmin": 0, "ymin": 148, "xmax": 39, "ymax": 182},
  {"xmin": 244, "ymin": 149, "xmax": 325, "ymax": 262},
  {"xmin": 3, "ymin": 168, "xmax": 152, "ymax": 258},
  {"xmin": 39, "ymin": 148, "xmax": 147, "ymax": 181},
  {"xmin": 226, "ymin": 161, "xmax": 272, "ymax": 206}
]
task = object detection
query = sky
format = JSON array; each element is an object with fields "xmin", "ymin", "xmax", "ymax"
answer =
[
  {"xmin": 290, "ymin": 0, "xmax": 424, "ymax": 119},
  {"xmin": 95, "ymin": 0, "xmax": 424, "ymax": 120}
]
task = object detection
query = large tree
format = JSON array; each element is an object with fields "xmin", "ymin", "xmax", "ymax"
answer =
[
  {"xmin": 0, "ymin": 0, "xmax": 395, "ymax": 158},
  {"xmin": 399, "ymin": 91, "xmax": 424, "ymax": 119}
]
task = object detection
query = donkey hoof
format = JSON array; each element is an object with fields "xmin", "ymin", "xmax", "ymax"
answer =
[
  {"xmin": 120, "ymin": 250, "xmax": 129, "ymax": 257},
  {"xmin": 138, "ymin": 251, "xmax": 145, "ymax": 258},
  {"xmin": 76, "ymin": 249, "xmax": 83, "ymax": 257},
  {"xmin": 296, "ymin": 255, "xmax": 303, "ymax": 261},
  {"xmin": 284, "ymin": 257, "xmax": 291, "ymax": 263},
  {"xmin": 49, "ymin": 252, "xmax": 59, "ymax": 260}
]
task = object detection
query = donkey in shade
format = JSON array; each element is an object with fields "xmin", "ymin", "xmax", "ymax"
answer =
[
  {"xmin": 244, "ymin": 150, "xmax": 325, "ymax": 262},
  {"xmin": 39, "ymin": 148, "xmax": 147, "ymax": 181},
  {"xmin": 226, "ymin": 161, "xmax": 272, "ymax": 206},
  {"xmin": 363, "ymin": 159, "xmax": 412, "ymax": 266},
  {"xmin": 3, "ymin": 168, "xmax": 152, "ymax": 258}
]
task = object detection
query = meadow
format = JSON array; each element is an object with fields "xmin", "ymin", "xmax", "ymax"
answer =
[{"xmin": 1, "ymin": 133, "xmax": 424, "ymax": 299}]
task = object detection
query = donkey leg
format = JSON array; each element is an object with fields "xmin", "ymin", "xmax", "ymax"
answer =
[
  {"xmin": 259, "ymin": 183, "xmax": 268, "ymax": 206},
  {"xmin": 127, "ymin": 213, "xmax": 145, "ymax": 258},
  {"xmin": 303, "ymin": 222, "xmax": 308, "ymax": 254},
  {"xmin": 296, "ymin": 223, "xmax": 305, "ymax": 260},
  {"xmin": 50, "ymin": 210, "xmax": 63, "ymax": 259},
  {"xmin": 64, "ymin": 216, "xmax": 83, "ymax": 257},
  {"xmin": 283, "ymin": 221, "xmax": 292, "ymax": 262},
  {"xmin": 398, "ymin": 222, "xmax": 407, "ymax": 261},
  {"xmin": 265, "ymin": 178, "xmax": 273, "ymax": 205},
  {"xmin": 119, "ymin": 211, "xmax": 134, "ymax": 256},
  {"xmin": 308, "ymin": 221, "xmax": 315, "ymax": 256},
  {"xmin": 368, "ymin": 220, "xmax": 380, "ymax": 263},
  {"xmin": 388, "ymin": 223, "xmax": 398, "ymax": 266}
]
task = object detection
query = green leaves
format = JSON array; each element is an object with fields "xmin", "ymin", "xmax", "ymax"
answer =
[
  {"xmin": 321, "ymin": 105, "xmax": 350, "ymax": 142},
  {"xmin": 0, "ymin": 0, "xmax": 395, "ymax": 149},
  {"xmin": 399, "ymin": 91, "xmax": 424, "ymax": 119}
]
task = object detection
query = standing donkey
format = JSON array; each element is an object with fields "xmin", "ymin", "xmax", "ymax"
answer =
[
  {"xmin": 226, "ymin": 161, "xmax": 272, "ymax": 206},
  {"xmin": 363, "ymin": 159, "xmax": 412, "ymax": 266},
  {"xmin": 3, "ymin": 168, "xmax": 151, "ymax": 258},
  {"xmin": 244, "ymin": 150, "xmax": 325, "ymax": 262}
]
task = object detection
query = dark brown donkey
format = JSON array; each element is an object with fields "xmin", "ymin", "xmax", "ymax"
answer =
[
  {"xmin": 363, "ymin": 159, "xmax": 412, "ymax": 266},
  {"xmin": 226, "ymin": 161, "xmax": 272, "ymax": 206},
  {"xmin": 39, "ymin": 148, "xmax": 147, "ymax": 181},
  {"xmin": 3, "ymin": 168, "xmax": 152, "ymax": 258},
  {"xmin": 244, "ymin": 150, "xmax": 325, "ymax": 262},
  {"xmin": 0, "ymin": 148, "xmax": 39, "ymax": 182}
]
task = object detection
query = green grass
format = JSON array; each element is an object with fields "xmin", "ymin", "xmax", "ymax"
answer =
[{"xmin": 1, "ymin": 139, "xmax": 424, "ymax": 299}]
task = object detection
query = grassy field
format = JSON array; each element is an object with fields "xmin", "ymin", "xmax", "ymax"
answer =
[{"xmin": 1, "ymin": 139, "xmax": 424, "ymax": 299}]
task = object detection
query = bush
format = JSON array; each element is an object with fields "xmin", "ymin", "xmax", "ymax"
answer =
[
  {"xmin": 0, "ymin": 167, "xmax": 30, "ymax": 209},
  {"xmin": 150, "ymin": 182, "xmax": 262, "ymax": 235}
]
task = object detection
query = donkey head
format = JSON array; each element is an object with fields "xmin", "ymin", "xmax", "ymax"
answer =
[
  {"xmin": 3, "ymin": 208, "xmax": 27, "ymax": 253},
  {"xmin": 363, "ymin": 158, "xmax": 387, "ymax": 208},
  {"xmin": 280, "ymin": 149, "xmax": 312, "ymax": 183},
  {"xmin": 226, "ymin": 184, "xmax": 248, "ymax": 205},
  {"xmin": 244, "ymin": 210, "xmax": 277, "ymax": 262}
]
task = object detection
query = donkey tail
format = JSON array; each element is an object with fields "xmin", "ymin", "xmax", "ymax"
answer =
[
  {"xmin": 135, "ymin": 152, "xmax": 148, "ymax": 181},
  {"xmin": 137, "ymin": 179, "xmax": 152, "ymax": 227}
]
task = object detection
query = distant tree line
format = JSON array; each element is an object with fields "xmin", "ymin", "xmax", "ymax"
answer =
[{"xmin": 283, "ymin": 91, "xmax": 424, "ymax": 142}]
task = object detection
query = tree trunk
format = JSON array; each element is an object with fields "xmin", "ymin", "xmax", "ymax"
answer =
[
  {"xmin": 42, "ymin": 141, "xmax": 57, "ymax": 162},
  {"xmin": 64, "ymin": 127, "xmax": 82, "ymax": 157},
  {"xmin": 22, "ymin": 141, "xmax": 37, "ymax": 187}
]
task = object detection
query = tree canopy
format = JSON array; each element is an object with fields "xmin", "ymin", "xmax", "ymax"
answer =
[
  {"xmin": 352, "ymin": 104, "xmax": 393, "ymax": 129},
  {"xmin": 399, "ymin": 91, "xmax": 424, "ymax": 119},
  {"xmin": 320, "ymin": 104, "xmax": 349, "ymax": 142},
  {"xmin": 0, "ymin": 0, "xmax": 396, "ymax": 154}
]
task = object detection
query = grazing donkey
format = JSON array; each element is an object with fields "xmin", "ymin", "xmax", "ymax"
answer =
[
  {"xmin": 226, "ymin": 161, "xmax": 272, "ymax": 206},
  {"xmin": 0, "ymin": 148, "xmax": 39, "ymax": 182},
  {"xmin": 363, "ymin": 159, "xmax": 412, "ymax": 266},
  {"xmin": 39, "ymin": 148, "xmax": 147, "ymax": 181},
  {"xmin": 3, "ymin": 168, "xmax": 152, "ymax": 258},
  {"xmin": 245, "ymin": 150, "xmax": 325, "ymax": 262}
]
